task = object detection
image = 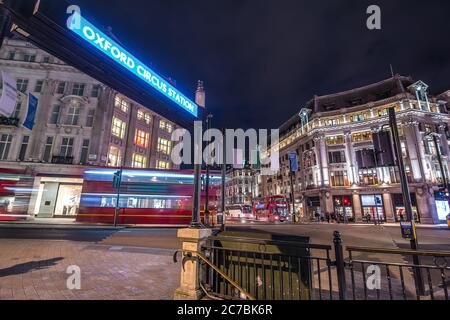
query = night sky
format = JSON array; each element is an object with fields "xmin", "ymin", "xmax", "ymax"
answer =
[{"xmin": 73, "ymin": 0, "xmax": 450, "ymax": 130}]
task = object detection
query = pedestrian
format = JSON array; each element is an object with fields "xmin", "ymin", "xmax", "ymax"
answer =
[{"xmin": 326, "ymin": 212, "xmax": 330, "ymax": 223}]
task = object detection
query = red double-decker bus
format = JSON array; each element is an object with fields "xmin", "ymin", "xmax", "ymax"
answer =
[
  {"xmin": 77, "ymin": 168, "xmax": 221, "ymax": 225},
  {"xmin": 0, "ymin": 168, "xmax": 34, "ymax": 221},
  {"xmin": 252, "ymin": 196, "xmax": 290, "ymax": 222}
]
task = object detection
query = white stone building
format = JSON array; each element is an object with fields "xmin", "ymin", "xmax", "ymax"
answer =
[
  {"xmin": 258, "ymin": 75, "xmax": 450, "ymax": 224},
  {"xmin": 0, "ymin": 36, "xmax": 194, "ymax": 219}
]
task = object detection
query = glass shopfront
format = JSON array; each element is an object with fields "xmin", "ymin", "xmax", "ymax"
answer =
[
  {"xmin": 392, "ymin": 193, "xmax": 420, "ymax": 222},
  {"xmin": 361, "ymin": 194, "xmax": 385, "ymax": 222},
  {"xmin": 306, "ymin": 196, "xmax": 321, "ymax": 221},
  {"xmin": 333, "ymin": 196, "xmax": 354, "ymax": 222}
]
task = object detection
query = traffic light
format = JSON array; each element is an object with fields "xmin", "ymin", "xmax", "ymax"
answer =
[
  {"xmin": 113, "ymin": 170, "xmax": 122, "ymax": 189},
  {"xmin": 373, "ymin": 131, "xmax": 395, "ymax": 167}
]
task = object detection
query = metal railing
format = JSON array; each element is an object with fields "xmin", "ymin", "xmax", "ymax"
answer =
[
  {"xmin": 176, "ymin": 231, "xmax": 450, "ymax": 300},
  {"xmin": 346, "ymin": 246, "xmax": 450, "ymax": 300},
  {"xmin": 200, "ymin": 235, "xmax": 335, "ymax": 300}
]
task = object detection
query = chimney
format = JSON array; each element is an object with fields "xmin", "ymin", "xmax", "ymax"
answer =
[{"xmin": 195, "ymin": 80, "xmax": 206, "ymax": 108}]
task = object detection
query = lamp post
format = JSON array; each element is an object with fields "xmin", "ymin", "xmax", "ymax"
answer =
[
  {"xmin": 190, "ymin": 117, "xmax": 205, "ymax": 229},
  {"xmin": 204, "ymin": 113, "xmax": 213, "ymax": 226},
  {"xmin": 388, "ymin": 108, "xmax": 424, "ymax": 295}
]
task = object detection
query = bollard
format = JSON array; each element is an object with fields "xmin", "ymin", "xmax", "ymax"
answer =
[{"xmin": 333, "ymin": 231, "xmax": 347, "ymax": 300}]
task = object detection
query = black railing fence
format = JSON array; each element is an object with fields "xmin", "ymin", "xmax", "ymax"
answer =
[{"xmin": 192, "ymin": 231, "xmax": 450, "ymax": 301}]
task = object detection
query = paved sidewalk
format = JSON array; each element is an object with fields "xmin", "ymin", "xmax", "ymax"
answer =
[{"xmin": 0, "ymin": 239, "xmax": 180, "ymax": 300}]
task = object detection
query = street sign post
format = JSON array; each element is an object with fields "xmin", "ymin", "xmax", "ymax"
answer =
[{"xmin": 389, "ymin": 108, "xmax": 424, "ymax": 294}]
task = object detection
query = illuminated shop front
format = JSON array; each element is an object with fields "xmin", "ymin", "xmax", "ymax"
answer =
[
  {"xmin": 434, "ymin": 191, "xmax": 450, "ymax": 222},
  {"xmin": 360, "ymin": 194, "xmax": 385, "ymax": 222},
  {"xmin": 306, "ymin": 196, "xmax": 321, "ymax": 220},
  {"xmin": 392, "ymin": 193, "xmax": 420, "ymax": 222},
  {"xmin": 33, "ymin": 176, "xmax": 83, "ymax": 218},
  {"xmin": 333, "ymin": 195, "xmax": 354, "ymax": 222}
]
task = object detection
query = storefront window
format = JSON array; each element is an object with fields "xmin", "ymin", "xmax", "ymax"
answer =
[
  {"xmin": 361, "ymin": 194, "xmax": 385, "ymax": 222},
  {"xmin": 392, "ymin": 193, "xmax": 419, "ymax": 222},
  {"xmin": 333, "ymin": 196, "xmax": 354, "ymax": 222}
]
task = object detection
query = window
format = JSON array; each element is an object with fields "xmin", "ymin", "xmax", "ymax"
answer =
[
  {"xmin": 91, "ymin": 85, "xmax": 100, "ymax": 98},
  {"xmin": 111, "ymin": 116, "xmax": 126, "ymax": 139},
  {"xmin": 34, "ymin": 80, "xmax": 44, "ymax": 93},
  {"xmin": 66, "ymin": 106, "xmax": 80, "ymax": 125},
  {"xmin": 330, "ymin": 171, "xmax": 349, "ymax": 187},
  {"xmin": 23, "ymin": 54, "xmax": 36, "ymax": 62},
  {"xmin": 80, "ymin": 139, "xmax": 90, "ymax": 164},
  {"xmin": 107, "ymin": 145, "xmax": 121, "ymax": 167},
  {"xmin": 114, "ymin": 96, "xmax": 129, "ymax": 113},
  {"xmin": 12, "ymin": 101, "xmax": 22, "ymax": 119},
  {"xmin": 57, "ymin": 82, "xmax": 66, "ymax": 94},
  {"xmin": 326, "ymin": 135, "xmax": 345, "ymax": 145},
  {"xmin": 16, "ymin": 79, "xmax": 29, "ymax": 93},
  {"xmin": 42, "ymin": 137, "xmax": 54, "ymax": 162},
  {"xmin": 156, "ymin": 160, "xmax": 170, "ymax": 170},
  {"xmin": 72, "ymin": 83, "xmax": 85, "ymax": 96},
  {"xmin": 0, "ymin": 134, "xmax": 12, "ymax": 160},
  {"xmin": 49, "ymin": 105, "xmax": 61, "ymax": 124},
  {"xmin": 18, "ymin": 136, "xmax": 30, "ymax": 161},
  {"xmin": 352, "ymin": 131, "xmax": 372, "ymax": 143},
  {"xmin": 134, "ymin": 129, "xmax": 150, "ymax": 148},
  {"xmin": 86, "ymin": 109, "xmax": 95, "ymax": 127},
  {"xmin": 7, "ymin": 51, "xmax": 15, "ymax": 60},
  {"xmin": 132, "ymin": 153, "xmax": 148, "ymax": 168},
  {"xmin": 359, "ymin": 169, "xmax": 379, "ymax": 186},
  {"xmin": 328, "ymin": 150, "xmax": 346, "ymax": 164},
  {"xmin": 137, "ymin": 109, "xmax": 152, "ymax": 125},
  {"xmin": 60, "ymin": 137, "xmax": 74, "ymax": 157},
  {"xmin": 159, "ymin": 120, "xmax": 173, "ymax": 133},
  {"xmin": 157, "ymin": 138, "xmax": 171, "ymax": 155},
  {"xmin": 42, "ymin": 56, "xmax": 50, "ymax": 63}
]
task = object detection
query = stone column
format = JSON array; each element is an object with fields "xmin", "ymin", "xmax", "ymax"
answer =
[
  {"xmin": 403, "ymin": 121, "xmax": 427, "ymax": 182},
  {"xmin": 174, "ymin": 228, "xmax": 212, "ymax": 300},
  {"xmin": 352, "ymin": 193, "xmax": 362, "ymax": 222},
  {"xmin": 415, "ymin": 186, "xmax": 440, "ymax": 224},
  {"xmin": 314, "ymin": 134, "xmax": 327, "ymax": 187},
  {"xmin": 383, "ymin": 193, "xmax": 395, "ymax": 222},
  {"xmin": 344, "ymin": 131, "xmax": 357, "ymax": 184}
]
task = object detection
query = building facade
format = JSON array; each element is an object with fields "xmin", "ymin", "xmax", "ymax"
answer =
[
  {"xmin": 225, "ymin": 165, "xmax": 256, "ymax": 205},
  {"xmin": 0, "ymin": 37, "xmax": 187, "ymax": 219},
  {"xmin": 258, "ymin": 75, "xmax": 450, "ymax": 224}
]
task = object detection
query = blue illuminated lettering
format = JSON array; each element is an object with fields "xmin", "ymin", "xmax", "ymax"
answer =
[{"xmin": 69, "ymin": 16, "xmax": 198, "ymax": 117}]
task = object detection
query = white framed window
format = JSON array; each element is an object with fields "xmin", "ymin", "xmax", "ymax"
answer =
[
  {"xmin": 59, "ymin": 137, "xmax": 74, "ymax": 157},
  {"xmin": 159, "ymin": 120, "xmax": 173, "ymax": 133},
  {"xmin": 16, "ymin": 79, "xmax": 29, "ymax": 93},
  {"xmin": 72, "ymin": 83, "xmax": 85, "ymax": 96},
  {"xmin": 107, "ymin": 145, "xmax": 122, "ymax": 167},
  {"xmin": 157, "ymin": 138, "xmax": 171, "ymax": 155},
  {"xmin": 156, "ymin": 160, "xmax": 170, "ymax": 170},
  {"xmin": 86, "ymin": 109, "xmax": 95, "ymax": 127},
  {"xmin": 23, "ymin": 54, "xmax": 36, "ymax": 62},
  {"xmin": 91, "ymin": 85, "xmax": 100, "ymax": 98},
  {"xmin": 132, "ymin": 153, "xmax": 148, "ymax": 168},
  {"xmin": 0, "ymin": 134, "xmax": 13, "ymax": 160},
  {"xmin": 34, "ymin": 80, "xmax": 44, "ymax": 93},
  {"xmin": 134, "ymin": 129, "xmax": 150, "ymax": 148},
  {"xmin": 111, "ymin": 116, "xmax": 126, "ymax": 139},
  {"xmin": 42, "ymin": 137, "xmax": 54, "ymax": 162},
  {"xmin": 137, "ymin": 109, "xmax": 152, "ymax": 125},
  {"xmin": 66, "ymin": 106, "xmax": 80, "ymax": 125},
  {"xmin": 57, "ymin": 82, "xmax": 66, "ymax": 94},
  {"xmin": 114, "ymin": 96, "xmax": 130, "ymax": 113}
]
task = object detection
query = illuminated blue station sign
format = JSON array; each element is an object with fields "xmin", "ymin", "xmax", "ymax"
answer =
[{"xmin": 68, "ymin": 15, "xmax": 198, "ymax": 117}]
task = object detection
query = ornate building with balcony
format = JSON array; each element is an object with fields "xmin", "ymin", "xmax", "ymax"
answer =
[
  {"xmin": 258, "ymin": 75, "xmax": 450, "ymax": 224},
  {"xmin": 0, "ymin": 36, "xmax": 187, "ymax": 219}
]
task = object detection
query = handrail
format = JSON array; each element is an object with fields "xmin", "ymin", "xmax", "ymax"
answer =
[
  {"xmin": 347, "ymin": 246, "xmax": 450, "ymax": 257},
  {"xmin": 175, "ymin": 249, "xmax": 256, "ymax": 301}
]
